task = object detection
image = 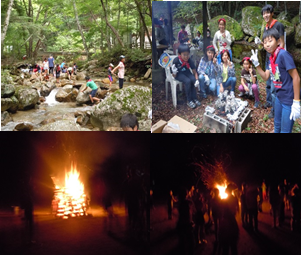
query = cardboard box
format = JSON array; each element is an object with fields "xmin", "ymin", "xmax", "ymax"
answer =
[{"xmin": 152, "ymin": 115, "xmax": 197, "ymax": 133}]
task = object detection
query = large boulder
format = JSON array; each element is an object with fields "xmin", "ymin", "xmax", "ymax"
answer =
[
  {"xmin": 40, "ymin": 81, "xmax": 56, "ymax": 97},
  {"xmin": 34, "ymin": 120, "xmax": 91, "ymax": 131},
  {"xmin": 8, "ymin": 96, "xmax": 19, "ymax": 113},
  {"xmin": 291, "ymin": 15, "xmax": 300, "ymax": 26},
  {"xmin": 241, "ymin": 6, "xmax": 263, "ymax": 37},
  {"xmin": 16, "ymin": 87, "xmax": 39, "ymax": 110},
  {"xmin": 14, "ymin": 122, "xmax": 34, "ymax": 131},
  {"xmin": 278, "ymin": 19, "xmax": 295, "ymax": 44},
  {"xmin": 295, "ymin": 23, "xmax": 301, "ymax": 47},
  {"xmin": 102, "ymin": 77, "xmax": 117, "ymax": 84},
  {"xmin": 76, "ymin": 71, "xmax": 87, "ymax": 81},
  {"xmin": 90, "ymin": 85, "xmax": 152, "ymax": 130},
  {"xmin": 1, "ymin": 84, "xmax": 15, "ymax": 98},
  {"xmin": 55, "ymin": 86, "xmax": 78, "ymax": 102},
  {"xmin": 1, "ymin": 111, "xmax": 13, "ymax": 126},
  {"xmin": 1, "ymin": 97, "xmax": 19, "ymax": 112},
  {"xmin": 198, "ymin": 15, "xmax": 244, "ymax": 42}
]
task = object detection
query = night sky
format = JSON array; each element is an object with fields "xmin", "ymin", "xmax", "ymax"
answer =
[
  {"xmin": 0, "ymin": 132, "xmax": 149, "ymax": 208},
  {"xmin": 151, "ymin": 135, "xmax": 301, "ymax": 197}
]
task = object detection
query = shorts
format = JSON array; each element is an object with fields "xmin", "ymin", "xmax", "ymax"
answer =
[
  {"xmin": 56, "ymin": 74, "xmax": 60, "ymax": 78},
  {"xmin": 108, "ymin": 75, "xmax": 113, "ymax": 82},
  {"xmin": 90, "ymin": 89, "xmax": 97, "ymax": 97}
]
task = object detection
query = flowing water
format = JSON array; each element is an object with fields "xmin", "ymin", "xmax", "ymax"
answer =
[{"xmin": 2, "ymin": 80, "xmax": 151, "ymax": 131}]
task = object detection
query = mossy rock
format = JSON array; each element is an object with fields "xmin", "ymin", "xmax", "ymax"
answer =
[
  {"xmin": 291, "ymin": 15, "xmax": 300, "ymax": 26},
  {"xmin": 198, "ymin": 15, "xmax": 244, "ymax": 42},
  {"xmin": 241, "ymin": 6, "xmax": 263, "ymax": 37},
  {"xmin": 248, "ymin": 37, "xmax": 254, "ymax": 43},
  {"xmin": 91, "ymin": 85, "xmax": 152, "ymax": 130},
  {"xmin": 295, "ymin": 24, "xmax": 301, "ymax": 47}
]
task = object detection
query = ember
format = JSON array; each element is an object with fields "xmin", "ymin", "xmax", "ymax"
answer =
[{"xmin": 52, "ymin": 163, "xmax": 88, "ymax": 219}]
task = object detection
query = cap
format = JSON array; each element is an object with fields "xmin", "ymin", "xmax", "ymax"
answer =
[
  {"xmin": 120, "ymin": 55, "xmax": 125, "ymax": 59},
  {"xmin": 109, "ymin": 63, "xmax": 114, "ymax": 67}
]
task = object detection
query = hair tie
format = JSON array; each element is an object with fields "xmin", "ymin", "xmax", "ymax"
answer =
[
  {"xmin": 206, "ymin": 45, "xmax": 214, "ymax": 49},
  {"xmin": 218, "ymin": 18, "xmax": 226, "ymax": 25}
]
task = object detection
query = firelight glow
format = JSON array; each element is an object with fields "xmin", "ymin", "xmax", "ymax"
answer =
[
  {"xmin": 65, "ymin": 164, "xmax": 84, "ymax": 199},
  {"xmin": 216, "ymin": 183, "xmax": 228, "ymax": 199},
  {"xmin": 52, "ymin": 162, "xmax": 88, "ymax": 219}
]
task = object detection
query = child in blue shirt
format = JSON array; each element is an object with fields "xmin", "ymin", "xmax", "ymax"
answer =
[
  {"xmin": 197, "ymin": 45, "xmax": 218, "ymax": 99},
  {"xmin": 215, "ymin": 49, "xmax": 236, "ymax": 96},
  {"xmin": 251, "ymin": 28, "xmax": 300, "ymax": 133},
  {"xmin": 171, "ymin": 44, "xmax": 201, "ymax": 109}
]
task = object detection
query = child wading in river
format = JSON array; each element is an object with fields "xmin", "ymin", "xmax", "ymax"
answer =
[
  {"xmin": 81, "ymin": 76, "xmax": 101, "ymax": 104},
  {"xmin": 251, "ymin": 28, "xmax": 300, "ymax": 133},
  {"xmin": 108, "ymin": 63, "xmax": 114, "ymax": 87},
  {"xmin": 238, "ymin": 57, "xmax": 260, "ymax": 108},
  {"xmin": 112, "ymin": 55, "xmax": 125, "ymax": 89}
]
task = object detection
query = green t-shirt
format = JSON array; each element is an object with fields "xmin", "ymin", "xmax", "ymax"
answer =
[
  {"xmin": 222, "ymin": 65, "xmax": 228, "ymax": 83},
  {"xmin": 86, "ymin": 80, "xmax": 98, "ymax": 90}
]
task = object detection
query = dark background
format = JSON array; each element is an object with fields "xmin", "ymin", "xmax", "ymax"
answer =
[
  {"xmin": 151, "ymin": 135, "xmax": 301, "ymax": 198},
  {"xmin": 0, "ymin": 132, "xmax": 150, "ymax": 208}
]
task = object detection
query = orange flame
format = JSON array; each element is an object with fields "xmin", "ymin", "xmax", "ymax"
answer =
[{"xmin": 216, "ymin": 183, "xmax": 228, "ymax": 199}]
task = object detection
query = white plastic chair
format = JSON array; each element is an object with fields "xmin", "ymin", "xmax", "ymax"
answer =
[{"xmin": 158, "ymin": 54, "xmax": 183, "ymax": 108}]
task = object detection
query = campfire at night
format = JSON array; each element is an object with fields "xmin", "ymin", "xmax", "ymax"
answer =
[
  {"xmin": 52, "ymin": 163, "xmax": 89, "ymax": 219},
  {"xmin": 215, "ymin": 183, "xmax": 228, "ymax": 199}
]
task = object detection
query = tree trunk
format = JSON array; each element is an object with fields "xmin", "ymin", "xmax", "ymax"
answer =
[
  {"xmin": 207, "ymin": 3, "xmax": 211, "ymax": 20},
  {"xmin": 140, "ymin": 19, "xmax": 145, "ymax": 50},
  {"xmin": 228, "ymin": 2, "xmax": 231, "ymax": 16},
  {"xmin": 73, "ymin": 0, "xmax": 89, "ymax": 57},
  {"xmin": 284, "ymin": 2, "xmax": 287, "ymax": 14},
  {"xmin": 134, "ymin": 0, "xmax": 152, "ymax": 49},
  {"xmin": 100, "ymin": 0, "xmax": 124, "ymax": 47},
  {"xmin": 1, "ymin": 0, "xmax": 14, "ymax": 47},
  {"xmin": 299, "ymin": 1, "xmax": 301, "ymax": 23},
  {"xmin": 277, "ymin": 1, "xmax": 279, "ymax": 9}
]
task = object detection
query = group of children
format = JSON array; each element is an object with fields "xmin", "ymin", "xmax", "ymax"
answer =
[{"xmin": 171, "ymin": 5, "xmax": 300, "ymax": 133}]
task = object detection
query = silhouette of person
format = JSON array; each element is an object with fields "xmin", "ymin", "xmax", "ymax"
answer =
[
  {"xmin": 176, "ymin": 188, "xmax": 194, "ymax": 255},
  {"xmin": 246, "ymin": 185, "xmax": 259, "ymax": 231},
  {"xmin": 219, "ymin": 186, "xmax": 239, "ymax": 255},
  {"xmin": 240, "ymin": 183, "xmax": 248, "ymax": 228},
  {"xmin": 290, "ymin": 184, "xmax": 301, "ymax": 231},
  {"xmin": 211, "ymin": 188, "xmax": 222, "ymax": 243},
  {"xmin": 168, "ymin": 190, "xmax": 177, "ymax": 220},
  {"xmin": 269, "ymin": 183, "xmax": 281, "ymax": 228}
]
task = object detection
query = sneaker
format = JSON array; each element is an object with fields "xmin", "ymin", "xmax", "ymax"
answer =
[
  {"xmin": 238, "ymin": 92, "xmax": 245, "ymax": 97},
  {"xmin": 202, "ymin": 93, "xmax": 207, "ymax": 99},
  {"xmin": 230, "ymin": 91, "xmax": 235, "ymax": 97},
  {"xmin": 268, "ymin": 110, "xmax": 274, "ymax": 119},
  {"xmin": 263, "ymin": 102, "xmax": 272, "ymax": 109},
  {"xmin": 194, "ymin": 99, "xmax": 201, "ymax": 107},
  {"xmin": 254, "ymin": 101, "xmax": 260, "ymax": 108},
  {"xmin": 187, "ymin": 101, "xmax": 196, "ymax": 109}
]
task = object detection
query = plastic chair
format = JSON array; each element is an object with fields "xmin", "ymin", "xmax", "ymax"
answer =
[{"xmin": 158, "ymin": 53, "xmax": 183, "ymax": 108}]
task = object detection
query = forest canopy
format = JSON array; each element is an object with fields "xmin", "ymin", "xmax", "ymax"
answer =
[{"xmin": 1, "ymin": 0, "xmax": 152, "ymax": 60}]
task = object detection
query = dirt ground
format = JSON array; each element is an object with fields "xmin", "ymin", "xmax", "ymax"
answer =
[
  {"xmin": 150, "ymin": 200, "xmax": 301, "ymax": 255},
  {"xmin": 0, "ymin": 204, "xmax": 148, "ymax": 255},
  {"xmin": 152, "ymin": 70, "xmax": 301, "ymax": 133}
]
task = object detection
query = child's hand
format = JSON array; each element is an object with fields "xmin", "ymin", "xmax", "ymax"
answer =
[
  {"xmin": 222, "ymin": 33, "xmax": 226, "ymax": 38},
  {"xmin": 227, "ymin": 58, "xmax": 232, "ymax": 66},
  {"xmin": 244, "ymin": 85, "xmax": 249, "ymax": 92},
  {"xmin": 249, "ymin": 66, "xmax": 253, "ymax": 75},
  {"xmin": 290, "ymin": 100, "xmax": 301, "ymax": 121},
  {"xmin": 220, "ymin": 84, "xmax": 224, "ymax": 93},
  {"xmin": 250, "ymin": 49, "xmax": 259, "ymax": 67},
  {"xmin": 213, "ymin": 54, "xmax": 217, "ymax": 64}
]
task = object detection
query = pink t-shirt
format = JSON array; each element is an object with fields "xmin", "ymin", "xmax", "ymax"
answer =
[{"xmin": 118, "ymin": 61, "xmax": 125, "ymax": 79}]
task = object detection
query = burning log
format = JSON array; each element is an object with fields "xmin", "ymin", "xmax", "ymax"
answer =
[{"xmin": 52, "ymin": 163, "xmax": 89, "ymax": 219}]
